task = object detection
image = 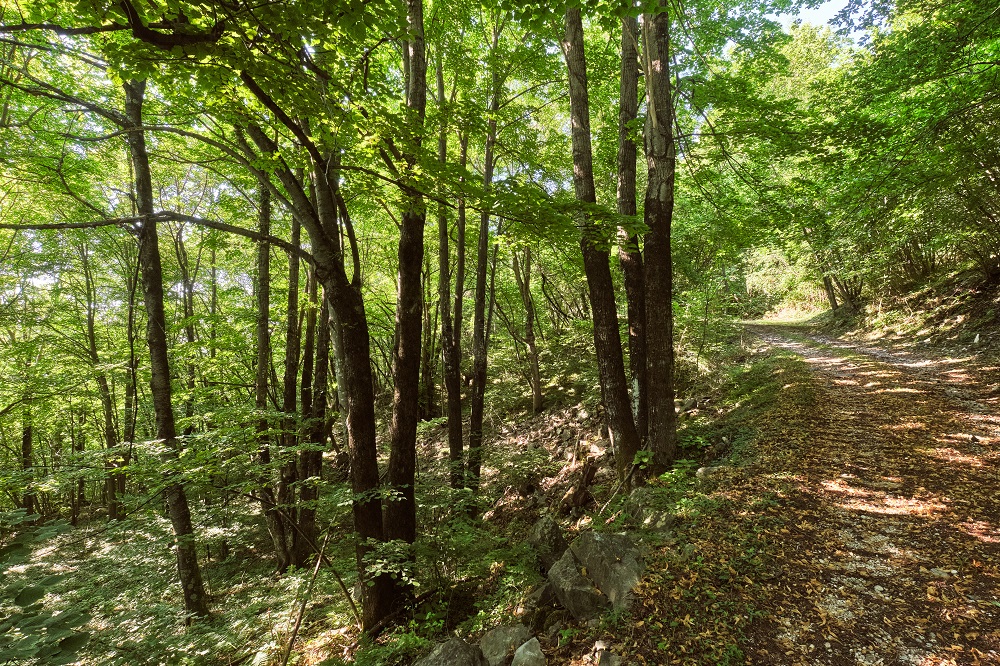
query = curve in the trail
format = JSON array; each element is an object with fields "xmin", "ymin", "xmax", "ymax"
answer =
[{"xmin": 746, "ymin": 326, "xmax": 1000, "ymax": 666}]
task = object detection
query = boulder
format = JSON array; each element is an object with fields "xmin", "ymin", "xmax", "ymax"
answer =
[
  {"xmin": 569, "ymin": 532, "xmax": 643, "ymax": 610},
  {"xmin": 511, "ymin": 637, "xmax": 546, "ymax": 666},
  {"xmin": 547, "ymin": 549, "xmax": 608, "ymax": 620},
  {"xmin": 415, "ymin": 637, "xmax": 488, "ymax": 666},
  {"xmin": 625, "ymin": 487, "xmax": 674, "ymax": 531},
  {"xmin": 480, "ymin": 624, "xmax": 533, "ymax": 666},
  {"xmin": 528, "ymin": 515, "xmax": 568, "ymax": 572}
]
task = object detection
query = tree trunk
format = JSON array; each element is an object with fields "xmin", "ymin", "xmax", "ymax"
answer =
[
  {"xmin": 124, "ymin": 79, "xmax": 209, "ymax": 619},
  {"xmin": 254, "ymin": 182, "xmax": 290, "ymax": 570},
  {"xmin": 618, "ymin": 14, "xmax": 648, "ymax": 443},
  {"xmin": 386, "ymin": 0, "xmax": 427, "ymax": 552},
  {"xmin": 468, "ymin": 25, "xmax": 502, "ymax": 492},
  {"xmin": 20, "ymin": 405, "xmax": 33, "ymax": 515},
  {"xmin": 242, "ymin": 121, "xmax": 393, "ymax": 631},
  {"xmin": 81, "ymin": 243, "xmax": 124, "ymax": 519},
  {"xmin": 295, "ymin": 287, "xmax": 328, "ymax": 567},
  {"xmin": 437, "ymin": 57, "xmax": 465, "ymax": 488},
  {"xmin": 562, "ymin": 9, "xmax": 641, "ymax": 479},
  {"xmin": 277, "ymin": 215, "xmax": 301, "ymax": 562},
  {"xmin": 642, "ymin": 5, "xmax": 679, "ymax": 471},
  {"xmin": 512, "ymin": 248, "xmax": 543, "ymax": 414}
]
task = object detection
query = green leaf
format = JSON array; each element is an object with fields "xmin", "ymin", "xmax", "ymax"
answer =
[{"xmin": 14, "ymin": 586, "xmax": 46, "ymax": 606}]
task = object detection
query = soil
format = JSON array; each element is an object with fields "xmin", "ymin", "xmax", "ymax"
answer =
[{"xmin": 741, "ymin": 324, "xmax": 1000, "ymax": 665}]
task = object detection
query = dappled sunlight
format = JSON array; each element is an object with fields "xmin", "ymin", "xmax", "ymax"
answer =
[
  {"xmin": 958, "ymin": 519, "xmax": 1000, "ymax": 544},
  {"xmin": 924, "ymin": 446, "xmax": 987, "ymax": 468},
  {"xmin": 819, "ymin": 477, "xmax": 947, "ymax": 516},
  {"xmin": 835, "ymin": 494, "xmax": 947, "ymax": 516}
]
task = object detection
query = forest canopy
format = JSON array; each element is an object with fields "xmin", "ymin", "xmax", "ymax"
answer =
[{"xmin": 1, "ymin": 0, "xmax": 997, "ymax": 662}]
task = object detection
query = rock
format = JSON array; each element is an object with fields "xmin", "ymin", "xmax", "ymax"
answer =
[
  {"xmin": 511, "ymin": 638, "xmax": 545, "ymax": 666},
  {"xmin": 528, "ymin": 515, "xmax": 568, "ymax": 572},
  {"xmin": 569, "ymin": 532, "xmax": 643, "ymax": 610},
  {"xmin": 624, "ymin": 487, "xmax": 674, "ymax": 531},
  {"xmin": 414, "ymin": 637, "xmax": 488, "ymax": 666},
  {"xmin": 525, "ymin": 582, "xmax": 557, "ymax": 609},
  {"xmin": 480, "ymin": 625, "xmax": 533, "ymax": 666},
  {"xmin": 547, "ymin": 549, "xmax": 608, "ymax": 620},
  {"xmin": 597, "ymin": 651, "xmax": 623, "ymax": 666}
]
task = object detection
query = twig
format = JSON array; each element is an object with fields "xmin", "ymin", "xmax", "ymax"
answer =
[{"xmin": 281, "ymin": 531, "xmax": 331, "ymax": 666}]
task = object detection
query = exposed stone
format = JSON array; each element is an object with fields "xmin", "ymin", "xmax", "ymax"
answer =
[
  {"xmin": 696, "ymin": 466, "xmax": 726, "ymax": 479},
  {"xmin": 528, "ymin": 515, "xmax": 568, "ymax": 572},
  {"xmin": 547, "ymin": 550, "xmax": 608, "ymax": 620},
  {"xmin": 480, "ymin": 625, "xmax": 533, "ymax": 666},
  {"xmin": 569, "ymin": 532, "xmax": 643, "ymax": 610},
  {"xmin": 625, "ymin": 487, "xmax": 674, "ymax": 531},
  {"xmin": 511, "ymin": 637, "xmax": 545, "ymax": 666},
  {"xmin": 598, "ymin": 651, "xmax": 623, "ymax": 666},
  {"xmin": 414, "ymin": 637, "xmax": 488, "ymax": 666}
]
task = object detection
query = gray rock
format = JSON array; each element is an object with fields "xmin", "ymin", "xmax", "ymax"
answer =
[
  {"xmin": 525, "ymin": 581, "xmax": 557, "ymax": 609},
  {"xmin": 547, "ymin": 549, "xmax": 608, "ymax": 620},
  {"xmin": 597, "ymin": 651, "xmax": 623, "ymax": 666},
  {"xmin": 414, "ymin": 637, "xmax": 488, "ymax": 666},
  {"xmin": 625, "ymin": 487, "xmax": 674, "ymax": 530},
  {"xmin": 480, "ymin": 625, "xmax": 533, "ymax": 666},
  {"xmin": 695, "ymin": 466, "xmax": 726, "ymax": 479},
  {"xmin": 511, "ymin": 638, "xmax": 545, "ymax": 666},
  {"xmin": 569, "ymin": 532, "xmax": 643, "ymax": 610},
  {"xmin": 528, "ymin": 515, "xmax": 568, "ymax": 572}
]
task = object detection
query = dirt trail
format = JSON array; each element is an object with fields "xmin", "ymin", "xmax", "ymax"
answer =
[{"xmin": 746, "ymin": 325, "xmax": 1000, "ymax": 665}]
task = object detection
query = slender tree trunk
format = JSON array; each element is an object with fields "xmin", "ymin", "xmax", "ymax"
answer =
[
  {"xmin": 468, "ymin": 26, "xmax": 502, "ymax": 491},
  {"xmin": 386, "ymin": 0, "xmax": 427, "ymax": 551},
  {"xmin": 124, "ymin": 79, "xmax": 209, "ymax": 619},
  {"xmin": 562, "ymin": 9, "xmax": 641, "ymax": 479},
  {"xmin": 419, "ymin": 254, "xmax": 437, "ymax": 420},
  {"xmin": 20, "ymin": 405, "xmax": 33, "ymax": 515},
  {"xmin": 512, "ymin": 248, "xmax": 543, "ymax": 414},
  {"xmin": 618, "ymin": 14, "xmax": 648, "ymax": 444},
  {"xmin": 243, "ymin": 122, "xmax": 393, "ymax": 631},
  {"xmin": 295, "ymin": 285, "xmax": 328, "ymax": 567},
  {"xmin": 254, "ymin": 183, "xmax": 290, "ymax": 570},
  {"xmin": 441, "ymin": 125, "xmax": 468, "ymax": 488},
  {"xmin": 643, "ymin": 5, "xmax": 679, "ymax": 471},
  {"xmin": 81, "ymin": 244, "xmax": 124, "ymax": 519},
  {"xmin": 277, "ymin": 215, "xmax": 301, "ymax": 561}
]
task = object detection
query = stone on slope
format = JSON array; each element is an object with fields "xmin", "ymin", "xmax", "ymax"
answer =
[
  {"xmin": 414, "ymin": 637, "xmax": 488, "ymax": 666},
  {"xmin": 480, "ymin": 624, "xmax": 533, "ymax": 666},
  {"xmin": 547, "ymin": 549, "xmax": 608, "ymax": 620},
  {"xmin": 511, "ymin": 637, "xmax": 546, "ymax": 666},
  {"xmin": 528, "ymin": 515, "xmax": 568, "ymax": 572},
  {"xmin": 569, "ymin": 532, "xmax": 643, "ymax": 610}
]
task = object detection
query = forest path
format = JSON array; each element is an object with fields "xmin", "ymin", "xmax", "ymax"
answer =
[{"xmin": 743, "ymin": 324, "xmax": 1000, "ymax": 665}]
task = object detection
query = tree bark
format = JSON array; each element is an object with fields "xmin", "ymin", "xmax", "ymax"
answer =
[
  {"xmin": 80, "ymin": 243, "xmax": 123, "ymax": 519},
  {"xmin": 642, "ymin": 6, "xmax": 679, "ymax": 471},
  {"xmin": 277, "ymin": 215, "xmax": 301, "ymax": 561},
  {"xmin": 512, "ymin": 248, "xmax": 543, "ymax": 414},
  {"xmin": 437, "ymin": 57, "xmax": 465, "ymax": 488},
  {"xmin": 242, "ymin": 121, "xmax": 393, "ymax": 632},
  {"xmin": 468, "ymin": 24, "xmax": 502, "ymax": 492},
  {"xmin": 124, "ymin": 79, "xmax": 209, "ymax": 619},
  {"xmin": 253, "ymin": 182, "xmax": 290, "ymax": 570},
  {"xmin": 295, "ymin": 286, "xmax": 328, "ymax": 567},
  {"xmin": 618, "ymin": 14, "xmax": 648, "ymax": 444},
  {"xmin": 562, "ymin": 9, "xmax": 641, "ymax": 479},
  {"xmin": 386, "ymin": 0, "xmax": 427, "ymax": 554}
]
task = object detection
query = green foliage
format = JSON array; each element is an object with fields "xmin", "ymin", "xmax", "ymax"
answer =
[{"xmin": 0, "ymin": 510, "xmax": 90, "ymax": 666}]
